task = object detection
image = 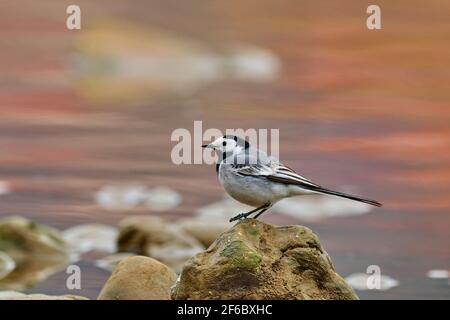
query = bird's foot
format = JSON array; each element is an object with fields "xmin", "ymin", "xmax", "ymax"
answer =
[{"xmin": 229, "ymin": 213, "xmax": 249, "ymax": 223}]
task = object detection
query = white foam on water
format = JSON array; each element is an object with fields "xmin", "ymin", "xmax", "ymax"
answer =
[
  {"xmin": 228, "ymin": 45, "xmax": 281, "ymax": 81},
  {"xmin": 0, "ymin": 181, "xmax": 11, "ymax": 196},
  {"xmin": 427, "ymin": 269, "xmax": 449, "ymax": 279},
  {"xmin": 95, "ymin": 184, "xmax": 148, "ymax": 210},
  {"xmin": 95, "ymin": 253, "xmax": 135, "ymax": 272},
  {"xmin": 62, "ymin": 224, "xmax": 118, "ymax": 254},
  {"xmin": 95, "ymin": 185, "xmax": 182, "ymax": 211},
  {"xmin": 274, "ymin": 194, "xmax": 372, "ymax": 222},
  {"xmin": 345, "ymin": 273, "xmax": 399, "ymax": 291},
  {"xmin": 143, "ymin": 186, "xmax": 182, "ymax": 211}
]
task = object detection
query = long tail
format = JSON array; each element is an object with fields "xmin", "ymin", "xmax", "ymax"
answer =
[
  {"xmin": 265, "ymin": 173, "xmax": 382, "ymax": 207},
  {"xmin": 307, "ymin": 185, "xmax": 382, "ymax": 207}
]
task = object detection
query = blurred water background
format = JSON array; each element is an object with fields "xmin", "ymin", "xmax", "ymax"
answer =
[{"xmin": 0, "ymin": 0, "xmax": 449, "ymax": 299}]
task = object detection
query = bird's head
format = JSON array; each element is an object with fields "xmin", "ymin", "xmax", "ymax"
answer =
[{"xmin": 202, "ymin": 135, "xmax": 250, "ymax": 155}]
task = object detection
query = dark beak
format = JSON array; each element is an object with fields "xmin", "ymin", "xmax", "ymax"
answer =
[{"xmin": 202, "ymin": 144, "xmax": 208, "ymax": 148}]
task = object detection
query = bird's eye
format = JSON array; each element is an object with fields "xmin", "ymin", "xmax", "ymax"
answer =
[
  {"xmin": 233, "ymin": 136, "xmax": 238, "ymax": 142},
  {"xmin": 222, "ymin": 141, "xmax": 227, "ymax": 147}
]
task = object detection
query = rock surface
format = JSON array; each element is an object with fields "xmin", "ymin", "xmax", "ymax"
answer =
[
  {"xmin": 0, "ymin": 217, "xmax": 69, "ymax": 290},
  {"xmin": 98, "ymin": 256, "xmax": 177, "ymax": 300},
  {"xmin": 0, "ymin": 291, "xmax": 88, "ymax": 300},
  {"xmin": 117, "ymin": 216, "xmax": 204, "ymax": 272},
  {"xmin": 172, "ymin": 219, "xmax": 358, "ymax": 300}
]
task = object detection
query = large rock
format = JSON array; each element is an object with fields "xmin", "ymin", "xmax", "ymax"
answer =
[
  {"xmin": 98, "ymin": 256, "xmax": 177, "ymax": 300},
  {"xmin": 117, "ymin": 216, "xmax": 204, "ymax": 272},
  {"xmin": 0, "ymin": 217, "xmax": 69, "ymax": 290},
  {"xmin": 172, "ymin": 219, "xmax": 358, "ymax": 300},
  {"xmin": 0, "ymin": 291, "xmax": 88, "ymax": 300}
]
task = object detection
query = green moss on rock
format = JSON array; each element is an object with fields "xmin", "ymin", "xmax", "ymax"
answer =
[
  {"xmin": 220, "ymin": 240, "xmax": 261, "ymax": 269},
  {"xmin": 242, "ymin": 223, "xmax": 260, "ymax": 238}
]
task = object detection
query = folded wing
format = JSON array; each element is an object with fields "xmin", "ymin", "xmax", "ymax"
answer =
[{"xmin": 234, "ymin": 162, "xmax": 382, "ymax": 207}]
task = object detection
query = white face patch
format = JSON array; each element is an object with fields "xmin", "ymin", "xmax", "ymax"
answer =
[{"xmin": 211, "ymin": 137, "xmax": 237, "ymax": 153}]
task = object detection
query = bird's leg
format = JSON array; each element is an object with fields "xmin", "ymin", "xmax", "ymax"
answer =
[
  {"xmin": 229, "ymin": 203, "xmax": 269, "ymax": 222},
  {"xmin": 252, "ymin": 203, "xmax": 272, "ymax": 219}
]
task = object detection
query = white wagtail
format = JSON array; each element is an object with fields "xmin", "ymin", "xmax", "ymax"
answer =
[{"xmin": 202, "ymin": 135, "xmax": 382, "ymax": 222}]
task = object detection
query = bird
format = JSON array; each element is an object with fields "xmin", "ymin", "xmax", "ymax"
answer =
[{"xmin": 202, "ymin": 135, "xmax": 382, "ymax": 222}]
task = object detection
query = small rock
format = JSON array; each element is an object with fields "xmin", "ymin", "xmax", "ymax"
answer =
[
  {"xmin": 62, "ymin": 224, "xmax": 118, "ymax": 254},
  {"xmin": 0, "ymin": 291, "xmax": 88, "ymax": 300},
  {"xmin": 172, "ymin": 219, "xmax": 358, "ymax": 300},
  {"xmin": 178, "ymin": 218, "xmax": 229, "ymax": 247},
  {"xmin": 345, "ymin": 273, "xmax": 399, "ymax": 291},
  {"xmin": 117, "ymin": 216, "xmax": 204, "ymax": 272},
  {"xmin": 0, "ymin": 217, "xmax": 69, "ymax": 290},
  {"xmin": 98, "ymin": 256, "xmax": 177, "ymax": 300}
]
